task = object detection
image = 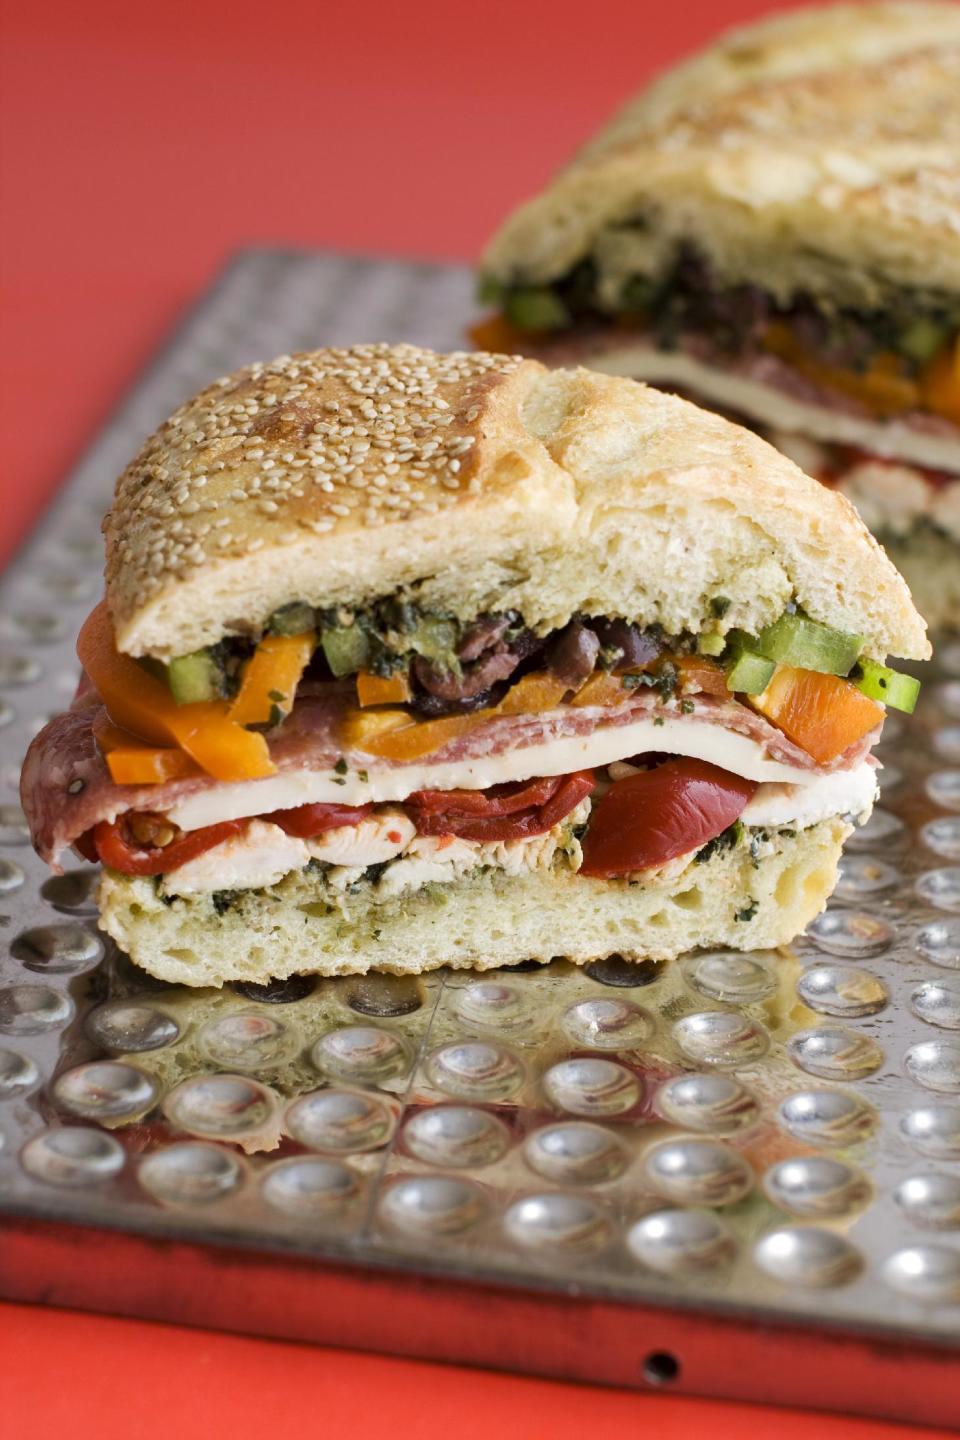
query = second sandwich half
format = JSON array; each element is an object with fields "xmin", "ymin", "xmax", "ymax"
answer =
[{"xmin": 22, "ymin": 344, "xmax": 928, "ymax": 985}]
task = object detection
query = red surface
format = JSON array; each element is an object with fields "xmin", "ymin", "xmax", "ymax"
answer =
[
  {"xmin": 0, "ymin": 3, "xmax": 949, "ymax": 1435},
  {"xmin": 0, "ymin": 1302, "xmax": 955, "ymax": 1440}
]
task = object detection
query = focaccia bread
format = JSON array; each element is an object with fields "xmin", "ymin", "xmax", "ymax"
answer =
[
  {"xmin": 23, "ymin": 344, "xmax": 927, "ymax": 986},
  {"xmin": 104, "ymin": 344, "xmax": 926, "ymax": 663},
  {"xmin": 477, "ymin": 3, "xmax": 960, "ymax": 628}
]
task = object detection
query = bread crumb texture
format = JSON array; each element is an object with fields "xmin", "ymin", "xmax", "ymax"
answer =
[
  {"xmin": 98, "ymin": 819, "xmax": 849, "ymax": 987},
  {"xmin": 103, "ymin": 344, "xmax": 927, "ymax": 662}
]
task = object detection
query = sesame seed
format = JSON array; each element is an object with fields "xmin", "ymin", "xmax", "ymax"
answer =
[{"xmin": 104, "ymin": 342, "xmax": 523, "ymax": 619}]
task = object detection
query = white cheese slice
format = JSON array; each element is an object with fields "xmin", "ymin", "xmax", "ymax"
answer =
[
  {"xmin": 168, "ymin": 714, "xmax": 817, "ymax": 833},
  {"xmin": 742, "ymin": 760, "xmax": 877, "ymax": 829}
]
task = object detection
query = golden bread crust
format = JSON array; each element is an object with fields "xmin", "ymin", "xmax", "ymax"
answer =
[
  {"xmin": 481, "ymin": 4, "xmax": 960, "ymax": 305},
  {"xmin": 102, "ymin": 344, "xmax": 928, "ymax": 662}
]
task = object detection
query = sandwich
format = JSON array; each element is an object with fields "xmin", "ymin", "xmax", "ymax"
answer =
[
  {"xmin": 21, "ymin": 343, "xmax": 928, "ymax": 987},
  {"xmin": 476, "ymin": 2, "xmax": 960, "ymax": 629}
]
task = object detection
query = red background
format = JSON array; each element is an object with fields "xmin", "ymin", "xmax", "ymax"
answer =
[{"xmin": 0, "ymin": 2, "xmax": 954, "ymax": 1435}]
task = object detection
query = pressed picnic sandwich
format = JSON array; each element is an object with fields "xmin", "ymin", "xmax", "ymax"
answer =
[
  {"xmin": 477, "ymin": 2, "xmax": 960, "ymax": 629},
  {"xmin": 22, "ymin": 343, "xmax": 928, "ymax": 985}
]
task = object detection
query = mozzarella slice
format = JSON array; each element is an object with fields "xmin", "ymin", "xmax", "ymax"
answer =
[
  {"xmin": 742, "ymin": 760, "xmax": 877, "ymax": 828},
  {"xmin": 168, "ymin": 713, "xmax": 818, "ymax": 833}
]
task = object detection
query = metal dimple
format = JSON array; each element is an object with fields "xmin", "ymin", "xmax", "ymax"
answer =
[
  {"xmin": 901, "ymin": 1106, "xmax": 960, "ymax": 1160},
  {"xmin": 934, "ymin": 726, "xmax": 960, "ymax": 763},
  {"xmin": 346, "ymin": 973, "xmax": 422, "ymax": 1017},
  {"xmin": 681, "ymin": 951, "xmax": 777, "ymax": 1005},
  {"xmin": 904, "ymin": 1041, "xmax": 960, "ymax": 1094},
  {"xmin": 403, "ymin": 1106, "xmax": 511, "ymax": 1169},
  {"xmin": 379, "ymin": 1175, "xmax": 487, "ymax": 1237},
  {"xmin": 883, "ymin": 1246, "xmax": 960, "ymax": 1302},
  {"xmin": 877, "ymin": 762, "xmax": 903, "ymax": 796},
  {"xmin": 139, "ymin": 1143, "xmax": 244, "ymax": 1206},
  {"xmin": 895, "ymin": 1174, "xmax": 960, "ymax": 1229},
  {"xmin": 40, "ymin": 869, "xmax": 100, "ymax": 915},
  {"xmin": 198, "ymin": 1012, "xmax": 299, "ymax": 1071},
  {"xmin": 834, "ymin": 855, "xmax": 900, "ymax": 900},
  {"xmin": 926, "ymin": 770, "xmax": 960, "ymax": 812},
  {"xmin": 426, "ymin": 1041, "xmax": 524, "ymax": 1102},
  {"xmin": 504, "ymin": 1193, "xmax": 612, "ymax": 1256},
  {"xmin": 0, "ymin": 653, "xmax": 40, "ymax": 686},
  {"xmin": 0, "ymin": 804, "xmax": 30, "ymax": 845},
  {"xmin": 627, "ymin": 1208, "xmax": 735, "ymax": 1276},
  {"xmin": 311, "ymin": 1025, "xmax": 410, "ymax": 1085},
  {"xmin": 0, "ymin": 1046, "xmax": 40, "ymax": 1098},
  {"xmin": 285, "ymin": 1088, "xmax": 396, "ymax": 1153},
  {"xmin": 754, "ymin": 1228, "xmax": 862, "ymax": 1288},
  {"xmin": 53, "ymin": 1061, "xmax": 159, "ymax": 1121},
  {"xmin": 523, "ymin": 1122, "xmax": 628, "ymax": 1186},
  {"xmin": 46, "ymin": 572, "xmax": 95, "ymax": 601},
  {"xmin": 911, "ymin": 979, "xmax": 960, "ymax": 1031},
  {"xmin": 0, "ymin": 858, "xmax": 25, "ymax": 894},
  {"xmin": 845, "ymin": 807, "xmax": 906, "ymax": 852},
  {"xmin": 584, "ymin": 954, "xmax": 662, "ymax": 988},
  {"xmin": 21, "ymin": 1126, "xmax": 125, "ymax": 1188},
  {"xmin": 916, "ymin": 920, "xmax": 960, "ymax": 970},
  {"xmin": 644, "ymin": 1138, "xmax": 753, "ymax": 1207},
  {"xmin": 655, "ymin": 1073, "xmax": 759, "ymax": 1135},
  {"xmin": 921, "ymin": 818, "xmax": 960, "ymax": 862},
  {"xmin": 764, "ymin": 1156, "xmax": 870, "ymax": 1218},
  {"xmin": 672, "ymin": 1011, "xmax": 769, "ymax": 1069},
  {"xmin": 935, "ymin": 681, "xmax": 960, "ymax": 718},
  {"xmin": 85, "ymin": 1000, "xmax": 180, "ymax": 1053},
  {"xmin": 777, "ymin": 1089, "xmax": 877, "ymax": 1147},
  {"xmin": 11, "ymin": 611, "xmax": 66, "ymax": 644},
  {"xmin": 796, "ymin": 964, "xmax": 889, "ymax": 1018},
  {"xmin": 787, "ymin": 1026, "xmax": 883, "ymax": 1081},
  {"xmin": 457, "ymin": 981, "xmax": 533, "ymax": 1034},
  {"xmin": 916, "ymin": 868, "xmax": 960, "ymax": 914},
  {"xmin": 261, "ymin": 1157, "xmax": 359, "ymax": 1217},
  {"xmin": 542, "ymin": 1057, "xmax": 641, "ymax": 1117},
  {"xmin": 10, "ymin": 922, "xmax": 103, "ymax": 974},
  {"xmin": 560, "ymin": 996, "xmax": 654, "ymax": 1050},
  {"xmin": 164, "ymin": 1074, "xmax": 277, "ymax": 1139},
  {"xmin": 0, "ymin": 983, "xmax": 74, "ymax": 1035},
  {"xmin": 231, "ymin": 974, "xmax": 316, "ymax": 1004},
  {"xmin": 805, "ymin": 908, "xmax": 893, "ymax": 959}
]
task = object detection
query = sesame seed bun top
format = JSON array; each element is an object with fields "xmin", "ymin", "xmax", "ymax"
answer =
[{"xmin": 102, "ymin": 342, "xmax": 929, "ymax": 663}]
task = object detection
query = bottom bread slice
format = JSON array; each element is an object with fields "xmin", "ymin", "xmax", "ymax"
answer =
[{"xmin": 98, "ymin": 817, "xmax": 851, "ymax": 986}]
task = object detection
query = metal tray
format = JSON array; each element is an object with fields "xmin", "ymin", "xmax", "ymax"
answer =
[{"xmin": 1, "ymin": 250, "xmax": 959, "ymax": 1428}]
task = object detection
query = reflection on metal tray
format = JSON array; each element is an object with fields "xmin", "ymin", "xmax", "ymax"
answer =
[{"xmin": 1, "ymin": 251, "xmax": 959, "ymax": 1427}]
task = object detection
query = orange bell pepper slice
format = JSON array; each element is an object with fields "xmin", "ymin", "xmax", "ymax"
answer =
[
  {"xmin": 77, "ymin": 602, "xmax": 275, "ymax": 782},
  {"xmin": 468, "ymin": 315, "xmax": 525, "ymax": 354},
  {"xmin": 763, "ymin": 324, "xmax": 919, "ymax": 417},
  {"xmin": 920, "ymin": 336, "xmax": 960, "ymax": 425},
  {"xmin": 356, "ymin": 669, "xmax": 413, "ymax": 707},
  {"xmin": 229, "ymin": 632, "xmax": 315, "ymax": 726},
  {"xmin": 570, "ymin": 671, "xmax": 636, "ymax": 708},
  {"xmin": 495, "ymin": 670, "xmax": 570, "ymax": 714},
  {"xmin": 673, "ymin": 654, "xmax": 729, "ymax": 697},
  {"xmin": 751, "ymin": 664, "xmax": 883, "ymax": 765},
  {"xmin": 92, "ymin": 712, "xmax": 203, "ymax": 785}
]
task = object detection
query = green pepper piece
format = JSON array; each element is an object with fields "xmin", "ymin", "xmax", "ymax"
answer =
[
  {"xmin": 726, "ymin": 651, "xmax": 776, "ymax": 695},
  {"xmin": 504, "ymin": 287, "xmax": 570, "ymax": 333},
  {"xmin": 851, "ymin": 657, "xmax": 921, "ymax": 713},
  {"xmin": 755, "ymin": 614, "xmax": 863, "ymax": 676}
]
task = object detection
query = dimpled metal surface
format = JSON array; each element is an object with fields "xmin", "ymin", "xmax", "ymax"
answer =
[{"xmin": 1, "ymin": 251, "xmax": 960, "ymax": 1357}]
